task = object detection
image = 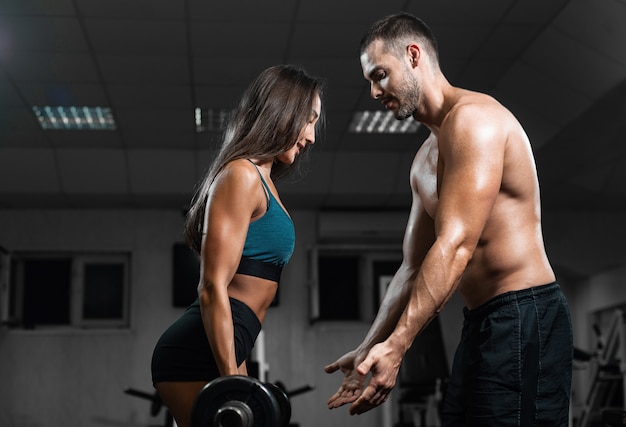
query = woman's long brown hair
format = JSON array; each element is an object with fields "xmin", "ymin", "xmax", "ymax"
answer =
[{"xmin": 184, "ymin": 64, "xmax": 325, "ymax": 252}]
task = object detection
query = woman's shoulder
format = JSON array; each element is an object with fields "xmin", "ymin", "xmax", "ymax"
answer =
[
  {"xmin": 223, "ymin": 158, "xmax": 254, "ymax": 173},
  {"xmin": 215, "ymin": 159, "xmax": 259, "ymax": 190}
]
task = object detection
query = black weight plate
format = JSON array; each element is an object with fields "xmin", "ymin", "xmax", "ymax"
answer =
[
  {"xmin": 264, "ymin": 382, "xmax": 291, "ymax": 427},
  {"xmin": 190, "ymin": 375, "xmax": 281, "ymax": 427}
]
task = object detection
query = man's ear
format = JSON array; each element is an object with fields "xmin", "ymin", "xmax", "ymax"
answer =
[{"xmin": 407, "ymin": 44, "xmax": 421, "ymax": 68}]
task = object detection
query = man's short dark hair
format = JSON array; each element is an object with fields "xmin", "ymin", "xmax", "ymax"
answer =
[{"xmin": 360, "ymin": 12, "xmax": 439, "ymax": 64}]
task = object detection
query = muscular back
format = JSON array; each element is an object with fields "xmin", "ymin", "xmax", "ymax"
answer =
[{"xmin": 412, "ymin": 89, "xmax": 554, "ymax": 309}]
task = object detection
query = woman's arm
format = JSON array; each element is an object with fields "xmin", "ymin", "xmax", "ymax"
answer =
[{"xmin": 198, "ymin": 160, "xmax": 264, "ymax": 376}]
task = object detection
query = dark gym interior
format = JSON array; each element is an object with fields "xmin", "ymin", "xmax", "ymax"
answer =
[{"xmin": 1, "ymin": 1, "xmax": 626, "ymax": 426}]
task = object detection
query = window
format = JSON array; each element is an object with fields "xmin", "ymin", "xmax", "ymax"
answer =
[
  {"xmin": 4, "ymin": 252, "xmax": 130, "ymax": 330},
  {"xmin": 317, "ymin": 253, "xmax": 361, "ymax": 321},
  {"xmin": 308, "ymin": 245, "xmax": 401, "ymax": 322}
]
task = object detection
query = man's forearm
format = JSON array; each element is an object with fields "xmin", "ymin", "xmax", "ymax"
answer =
[
  {"xmin": 388, "ymin": 240, "xmax": 470, "ymax": 353},
  {"xmin": 356, "ymin": 265, "xmax": 416, "ymax": 354}
]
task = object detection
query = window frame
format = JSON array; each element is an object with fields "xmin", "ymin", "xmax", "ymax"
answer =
[
  {"xmin": 308, "ymin": 244, "xmax": 401, "ymax": 323},
  {"xmin": 3, "ymin": 251, "xmax": 131, "ymax": 330}
]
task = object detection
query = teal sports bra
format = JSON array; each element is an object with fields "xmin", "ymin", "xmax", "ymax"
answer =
[{"xmin": 236, "ymin": 161, "xmax": 295, "ymax": 282}]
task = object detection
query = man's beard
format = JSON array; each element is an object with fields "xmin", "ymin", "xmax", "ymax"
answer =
[{"xmin": 393, "ymin": 75, "xmax": 420, "ymax": 121}]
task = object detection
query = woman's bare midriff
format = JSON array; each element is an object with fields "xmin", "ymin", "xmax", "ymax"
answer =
[{"xmin": 227, "ymin": 274, "xmax": 278, "ymax": 323}]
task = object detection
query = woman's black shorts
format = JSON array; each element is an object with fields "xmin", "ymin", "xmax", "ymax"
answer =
[{"xmin": 151, "ymin": 297, "xmax": 261, "ymax": 384}]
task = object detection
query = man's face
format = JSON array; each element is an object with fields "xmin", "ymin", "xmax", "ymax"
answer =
[{"xmin": 360, "ymin": 40, "xmax": 421, "ymax": 121}]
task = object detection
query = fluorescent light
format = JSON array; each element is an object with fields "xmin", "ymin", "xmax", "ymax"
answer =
[
  {"xmin": 348, "ymin": 110, "xmax": 420, "ymax": 134},
  {"xmin": 33, "ymin": 106, "xmax": 116, "ymax": 130},
  {"xmin": 195, "ymin": 108, "xmax": 231, "ymax": 133}
]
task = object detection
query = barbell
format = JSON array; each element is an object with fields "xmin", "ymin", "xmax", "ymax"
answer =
[{"xmin": 190, "ymin": 375, "xmax": 312, "ymax": 427}]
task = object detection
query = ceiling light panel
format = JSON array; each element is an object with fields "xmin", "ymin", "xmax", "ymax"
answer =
[
  {"xmin": 348, "ymin": 110, "xmax": 420, "ymax": 134},
  {"xmin": 195, "ymin": 108, "xmax": 232, "ymax": 133},
  {"xmin": 33, "ymin": 106, "xmax": 117, "ymax": 131}
]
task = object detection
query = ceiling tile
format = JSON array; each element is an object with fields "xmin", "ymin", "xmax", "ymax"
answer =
[
  {"xmin": 0, "ymin": 106, "xmax": 41, "ymax": 131},
  {"xmin": 0, "ymin": 78, "xmax": 22, "ymax": 106},
  {"xmin": 0, "ymin": 16, "xmax": 87, "ymax": 52},
  {"xmin": 0, "ymin": 148, "xmax": 60, "ymax": 192},
  {"xmin": 85, "ymin": 19, "xmax": 187, "ymax": 54},
  {"xmin": 18, "ymin": 82, "xmax": 109, "ymax": 106},
  {"xmin": 298, "ymin": 0, "xmax": 406, "ymax": 23},
  {"xmin": 127, "ymin": 149, "xmax": 196, "ymax": 194},
  {"xmin": 293, "ymin": 58, "xmax": 364, "ymax": 88},
  {"xmin": 0, "ymin": 129, "xmax": 48, "ymax": 148},
  {"xmin": 496, "ymin": 61, "xmax": 591, "ymax": 128},
  {"xmin": 455, "ymin": 59, "xmax": 515, "ymax": 92},
  {"xmin": 57, "ymin": 148, "xmax": 128, "ymax": 193},
  {"xmin": 76, "ymin": 0, "xmax": 185, "ymax": 19},
  {"xmin": 475, "ymin": 25, "xmax": 543, "ymax": 59},
  {"xmin": 523, "ymin": 27, "xmax": 625, "ymax": 99},
  {"xmin": 97, "ymin": 54, "xmax": 190, "ymax": 84},
  {"xmin": 194, "ymin": 84, "xmax": 248, "ymax": 109},
  {"xmin": 190, "ymin": 22, "xmax": 291, "ymax": 57},
  {"xmin": 107, "ymin": 84, "xmax": 192, "ymax": 109},
  {"xmin": 2, "ymin": 53, "xmax": 100, "ymax": 83},
  {"xmin": 535, "ymin": 79, "xmax": 626, "ymax": 182},
  {"xmin": 406, "ymin": 0, "xmax": 516, "ymax": 24},
  {"xmin": 604, "ymin": 156, "xmax": 626, "ymax": 195},
  {"xmin": 554, "ymin": 0, "xmax": 626, "ymax": 66},
  {"xmin": 46, "ymin": 130, "xmax": 124, "ymax": 149},
  {"xmin": 0, "ymin": 0, "xmax": 75, "ymax": 15},
  {"xmin": 290, "ymin": 23, "xmax": 368, "ymax": 58},
  {"xmin": 193, "ymin": 57, "xmax": 282, "ymax": 86},
  {"xmin": 428, "ymin": 24, "xmax": 495, "ymax": 62},
  {"xmin": 114, "ymin": 109, "xmax": 193, "ymax": 132},
  {"xmin": 189, "ymin": 0, "xmax": 297, "ymax": 22},
  {"xmin": 122, "ymin": 130, "xmax": 197, "ymax": 150},
  {"xmin": 504, "ymin": 0, "xmax": 570, "ymax": 23}
]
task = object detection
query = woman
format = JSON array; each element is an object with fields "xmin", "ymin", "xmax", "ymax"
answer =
[{"xmin": 151, "ymin": 64, "xmax": 324, "ymax": 427}]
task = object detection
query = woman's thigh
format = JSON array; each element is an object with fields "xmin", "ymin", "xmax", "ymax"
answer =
[{"xmin": 155, "ymin": 381, "xmax": 207, "ymax": 427}]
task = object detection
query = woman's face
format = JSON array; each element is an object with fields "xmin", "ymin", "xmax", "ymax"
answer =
[{"xmin": 276, "ymin": 93, "xmax": 322, "ymax": 164}]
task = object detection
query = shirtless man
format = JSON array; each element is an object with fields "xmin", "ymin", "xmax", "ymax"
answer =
[{"xmin": 325, "ymin": 13, "xmax": 572, "ymax": 426}]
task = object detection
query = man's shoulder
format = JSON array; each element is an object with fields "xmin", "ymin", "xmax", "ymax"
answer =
[
  {"xmin": 443, "ymin": 90, "xmax": 516, "ymax": 138},
  {"xmin": 450, "ymin": 90, "xmax": 505, "ymax": 117}
]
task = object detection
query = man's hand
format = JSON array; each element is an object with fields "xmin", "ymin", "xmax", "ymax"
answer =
[
  {"xmin": 324, "ymin": 350, "xmax": 366, "ymax": 409},
  {"xmin": 347, "ymin": 341, "xmax": 403, "ymax": 415}
]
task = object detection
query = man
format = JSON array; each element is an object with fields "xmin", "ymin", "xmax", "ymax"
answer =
[{"xmin": 325, "ymin": 12, "xmax": 572, "ymax": 426}]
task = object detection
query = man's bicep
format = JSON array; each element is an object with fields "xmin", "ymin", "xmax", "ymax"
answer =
[{"xmin": 436, "ymin": 124, "xmax": 504, "ymax": 245}]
